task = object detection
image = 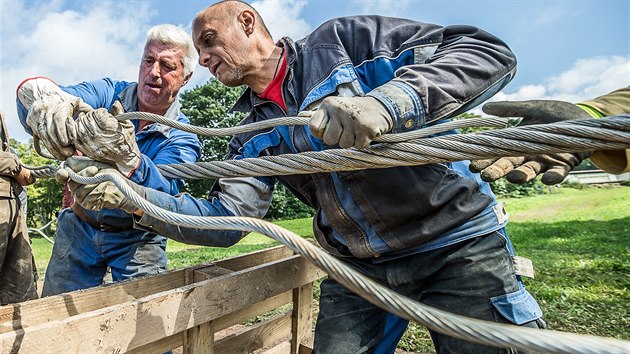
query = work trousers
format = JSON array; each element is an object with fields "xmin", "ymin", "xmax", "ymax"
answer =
[
  {"xmin": 42, "ymin": 209, "xmax": 167, "ymax": 296},
  {"xmin": 0, "ymin": 197, "xmax": 37, "ymax": 305},
  {"xmin": 313, "ymin": 230, "xmax": 545, "ymax": 354}
]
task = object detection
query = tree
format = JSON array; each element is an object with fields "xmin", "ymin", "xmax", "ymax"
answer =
[
  {"xmin": 179, "ymin": 79, "xmax": 247, "ymax": 198},
  {"xmin": 10, "ymin": 138, "xmax": 63, "ymax": 228},
  {"xmin": 179, "ymin": 79, "xmax": 314, "ymax": 220}
]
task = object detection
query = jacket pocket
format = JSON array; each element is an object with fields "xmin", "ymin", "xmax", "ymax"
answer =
[{"xmin": 490, "ymin": 286, "xmax": 543, "ymax": 325}]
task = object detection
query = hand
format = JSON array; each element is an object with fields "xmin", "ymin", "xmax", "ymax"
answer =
[
  {"xmin": 74, "ymin": 102, "xmax": 141, "ymax": 177},
  {"xmin": 470, "ymin": 153, "xmax": 588, "ymax": 185},
  {"xmin": 482, "ymin": 100, "xmax": 591, "ymax": 124},
  {"xmin": 308, "ymin": 96, "xmax": 393, "ymax": 149},
  {"xmin": 14, "ymin": 167, "xmax": 36, "ymax": 186},
  {"xmin": 26, "ymin": 92, "xmax": 93, "ymax": 160},
  {"xmin": 469, "ymin": 100, "xmax": 593, "ymax": 185},
  {"xmin": 56, "ymin": 157, "xmax": 145, "ymax": 213}
]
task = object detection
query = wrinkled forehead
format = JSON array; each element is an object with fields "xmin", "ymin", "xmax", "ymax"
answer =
[
  {"xmin": 143, "ymin": 41, "xmax": 185, "ymax": 59},
  {"xmin": 192, "ymin": 11, "xmax": 230, "ymax": 39}
]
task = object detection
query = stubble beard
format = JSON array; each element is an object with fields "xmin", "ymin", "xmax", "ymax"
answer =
[{"xmin": 217, "ymin": 67, "xmax": 245, "ymax": 87}]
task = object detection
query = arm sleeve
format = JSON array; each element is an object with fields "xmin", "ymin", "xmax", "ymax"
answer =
[
  {"xmin": 311, "ymin": 17, "xmax": 516, "ymax": 132},
  {"xmin": 134, "ymin": 176, "xmax": 274, "ymax": 246},
  {"xmin": 368, "ymin": 24, "xmax": 516, "ymax": 131},
  {"xmin": 0, "ymin": 152, "xmax": 20, "ymax": 177},
  {"xmin": 578, "ymin": 86, "xmax": 630, "ymax": 117},
  {"xmin": 129, "ymin": 133, "xmax": 201, "ymax": 194},
  {"xmin": 578, "ymin": 88, "xmax": 630, "ymax": 174}
]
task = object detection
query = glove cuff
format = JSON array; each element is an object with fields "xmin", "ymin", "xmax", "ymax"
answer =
[
  {"xmin": 119, "ymin": 154, "xmax": 142, "ymax": 178},
  {"xmin": 17, "ymin": 77, "xmax": 81, "ymax": 110},
  {"xmin": 367, "ymin": 81, "xmax": 424, "ymax": 133}
]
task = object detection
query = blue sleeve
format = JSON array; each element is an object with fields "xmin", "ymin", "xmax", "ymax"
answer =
[
  {"xmin": 16, "ymin": 98, "xmax": 31, "ymax": 135},
  {"xmin": 130, "ymin": 132, "xmax": 201, "ymax": 195},
  {"xmin": 58, "ymin": 78, "xmax": 123, "ymax": 109},
  {"xmin": 134, "ymin": 188, "xmax": 245, "ymax": 247}
]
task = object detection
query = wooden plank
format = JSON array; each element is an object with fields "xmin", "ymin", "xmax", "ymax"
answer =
[
  {"xmin": 215, "ymin": 245, "xmax": 294, "ymax": 271},
  {"xmin": 0, "ymin": 255, "xmax": 324, "ymax": 353},
  {"xmin": 186, "ymin": 322, "xmax": 214, "ymax": 354},
  {"xmin": 213, "ymin": 291, "xmax": 292, "ymax": 332},
  {"xmin": 291, "ymin": 283, "xmax": 313, "ymax": 354},
  {"xmin": 130, "ymin": 291, "xmax": 292, "ymax": 354},
  {"xmin": 214, "ymin": 312, "xmax": 292, "ymax": 354},
  {"xmin": 0, "ymin": 269, "xmax": 186, "ymax": 334},
  {"xmin": 0, "ymin": 246, "xmax": 289, "ymax": 334},
  {"xmin": 127, "ymin": 332, "xmax": 182, "ymax": 354},
  {"xmin": 299, "ymin": 343, "xmax": 314, "ymax": 354},
  {"xmin": 261, "ymin": 340, "xmax": 291, "ymax": 354},
  {"xmin": 193, "ymin": 265, "xmax": 234, "ymax": 282}
]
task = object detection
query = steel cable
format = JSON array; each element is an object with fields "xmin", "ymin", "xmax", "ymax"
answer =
[
  {"xmin": 62, "ymin": 167, "xmax": 630, "ymax": 354},
  {"xmin": 29, "ymin": 114, "xmax": 630, "ymax": 352},
  {"xmin": 153, "ymin": 116, "xmax": 630, "ymax": 180}
]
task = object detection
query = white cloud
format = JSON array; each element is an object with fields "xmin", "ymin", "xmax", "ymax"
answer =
[
  {"xmin": 349, "ymin": 0, "xmax": 411, "ymax": 17},
  {"xmin": 251, "ymin": 0, "xmax": 311, "ymax": 41},
  {"xmin": 1, "ymin": 0, "xmax": 155, "ymax": 143},
  {"xmin": 471, "ymin": 55, "xmax": 630, "ymax": 116}
]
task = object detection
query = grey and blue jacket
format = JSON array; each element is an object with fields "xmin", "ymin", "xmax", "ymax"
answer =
[{"xmin": 138, "ymin": 16, "xmax": 516, "ymax": 259}]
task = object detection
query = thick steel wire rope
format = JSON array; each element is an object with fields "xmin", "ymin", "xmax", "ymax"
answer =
[
  {"xmin": 28, "ymin": 115, "xmax": 512, "ymax": 178},
  {"xmin": 63, "ymin": 167, "xmax": 630, "ymax": 354},
  {"xmin": 154, "ymin": 116, "xmax": 630, "ymax": 180},
  {"xmin": 27, "ymin": 114, "xmax": 630, "ymax": 351},
  {"xmin": 21, "ymin": 163, "xmax": 58, "ymax": 179},
  {"xmin": 114, "ymin": 111, "xmax": 511, "ymax": 143}
]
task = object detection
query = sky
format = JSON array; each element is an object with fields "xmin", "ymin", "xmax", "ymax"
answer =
[{"xmin": 1, "ymin": 0, "xmax": 628, "ymax": 143}]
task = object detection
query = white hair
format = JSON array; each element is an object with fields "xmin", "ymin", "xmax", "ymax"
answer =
[{"xmin": 145, "ymin": 24, "xmax": 198, "ymax": 77}]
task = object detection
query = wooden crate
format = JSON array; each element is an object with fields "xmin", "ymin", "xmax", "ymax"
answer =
[{"xmin": 0, "ymin": 245, "xmax": 325, "ymax": 353}]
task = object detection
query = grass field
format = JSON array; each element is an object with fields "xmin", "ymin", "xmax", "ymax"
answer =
[{"xmin": 29, "ymin": 185, "xmax": 630, "ymax": 352}]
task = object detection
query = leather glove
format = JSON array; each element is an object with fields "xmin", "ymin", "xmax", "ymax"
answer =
[
  {"xmin": 308, "ymin": 96, "xmax": 393, "ymax": 149},
  {"xmin": 74, "ymin": 101, "xmax": 141, "ymax": 177},
  {"xmin": 17, "ymin": 78, "xmax": 93, "ymax": 160},
  {"xmin": 470, "ymin": 100, "xmax": 593, "ymax": 185},
  {"xmin": 56, "ymin": 157, "xmax": 145, "ymax": 213}
]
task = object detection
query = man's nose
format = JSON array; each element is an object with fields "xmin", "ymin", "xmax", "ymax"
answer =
[
  {"xmin": 199, "ymin": 50, "xmax": 211, "ymax": 67},
  {"xmin": 149, "ymin": 61, "xmax": 161, "ymax": 77}
]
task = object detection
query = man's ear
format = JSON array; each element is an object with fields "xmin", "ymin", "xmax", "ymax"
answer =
[
  {"xmin": 239, "ymin": 9, "xmax": 255, "ymax": 36},
  {"xmin": 182, "ymin": 72, "xmax": 193, "ymax": 87}
]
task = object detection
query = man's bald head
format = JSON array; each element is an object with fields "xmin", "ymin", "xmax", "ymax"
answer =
[{"xmin": 194, "ymin": 0, "xmax": 272, "ymax": 40}]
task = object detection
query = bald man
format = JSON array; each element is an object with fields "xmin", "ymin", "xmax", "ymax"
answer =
[{"xmin": 64, "ymin": 1, "xmax": 546, "ymax": 352}]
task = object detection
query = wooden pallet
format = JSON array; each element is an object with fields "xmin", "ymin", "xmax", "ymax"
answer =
[{"xmin": 0, "ymin": 245, "xmax": 325, "ymax": 353}]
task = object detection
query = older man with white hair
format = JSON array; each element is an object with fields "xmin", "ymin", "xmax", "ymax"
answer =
[{"xmin": 15, "ymin": 24, "xmax": 201, "ymax": 296}]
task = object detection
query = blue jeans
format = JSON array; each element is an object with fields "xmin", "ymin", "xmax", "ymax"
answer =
[
  {"xmin": 313, "ymin": 230, "xmax": 544, "ymax": 354},
  {"xmin": 42, "ymin": 209, "xmax": 167, "ymax": 296}
]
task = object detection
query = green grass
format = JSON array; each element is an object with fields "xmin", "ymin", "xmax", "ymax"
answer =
[
  {"xmin": 29, "ymin": 185, "xmax": 630, "ymax": 353},
  {"xmin": 164, "ymin": 217, "xmax": 315, "ymax": 269}
]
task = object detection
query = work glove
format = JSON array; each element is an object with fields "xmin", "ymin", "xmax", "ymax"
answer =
[
  {"xmin": 17, "ymin": 78, "xmax": 93, "ymax": 160},
  {"xmin": 470, "ymin": 100, "xmax": 593, "ymax": 185},
  {"xmin": 308, "ymin": 96, "xmax": 393, "ymax": 149},
  {"xmin": 74, "ymin": 101, "xmax": 141, "ymax": 177},
  {"xmin": 56, "ymin": 157, "xmax": 144, "ymax": 214}
]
